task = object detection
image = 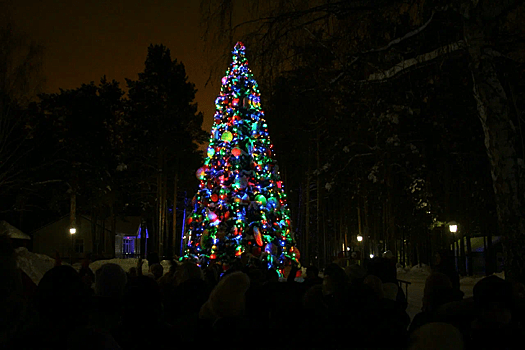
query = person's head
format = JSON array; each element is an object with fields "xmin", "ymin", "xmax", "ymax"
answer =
[
  {"xmin": 199, "ymin": 271, "xmax": 250, "ymax": 321},
  {"xmin": 175, "ymin": 262, "xmax": 203, "ymax": 285},
  {"xmin": 423, "ymin": 273, "xmax": 454, "ymax": 311},
  {"xmin": 383, "ymin": 282, "xmax": 399, "ymax": 301},
  {"xmin": 150, "ymin": 263, "xmax": 164, "ymax": 280},
  {"xmin": 122, "ymin": 275, "xmax": 163, "ymax": 324},
  {"xmin": 147, "ymin": 252, "xmax": 160, "ymax": 266},
  {"xmin": 95, "ymin": 263, "xmax": 127, "ymax": 299},
  {"xmin": 306, "ymin": 265, "xmax": 319, "ymax": 279},
  {"xmin": 363, "ymin": 275, "xmax": 384, "ymax": 300},
  {"xmin": 434, "ymin": 249, "xmax": 453, "ymax": 267},
  {"xmin": 408, "ymin": 322, "xmax": 464, "ymax": 350},
  {"xmin": 345, "ymin": 264, "xmax": 367, "ymax": 285},
  {"xmin": 36, "ymin": 265, "xmax": 92, "ymax": 327},
  {"xmin": 473, "ymin": 275, "xmax": 513, "ymax": 327},
  {"xmin": 322, "ymin": 263, "xmax": 348, "ymax": 296}
]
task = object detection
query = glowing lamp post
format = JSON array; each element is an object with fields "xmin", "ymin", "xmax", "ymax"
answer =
[
  {"xmin": 69, "ymin": 227, "xmax": 76, "ymax": 264},
  {"xmin": 448, "ymin": 221, "xmax": 459, "ymax": 272},
  {"xmin": 357, "ymin": 235, "xmax": 363, "ymax": 242}
]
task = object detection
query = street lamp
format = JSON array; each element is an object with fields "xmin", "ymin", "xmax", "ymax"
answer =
[
  {"xmin": 357, "ymin": 235, "xmax": 363, "ymax": 242},
  {"xmin": 448, "ymin": 221, "xmax": 459, "ymax": 273},
  {"xmin": 69, "ymin": 227, "xmax": 76, "ymax": 264}
]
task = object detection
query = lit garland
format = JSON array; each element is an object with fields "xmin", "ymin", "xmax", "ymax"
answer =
[{"xmin": 183, "ymin": 42, "xmax": 297, "ymax": 271}]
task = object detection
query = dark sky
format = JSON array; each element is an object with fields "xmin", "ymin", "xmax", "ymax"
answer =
[{"xmin": 10, "ymin": 0, "xmax": 218, "ymax": 133}]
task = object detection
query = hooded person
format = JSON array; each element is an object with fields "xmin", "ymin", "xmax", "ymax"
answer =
[{"xmin": 199, "ymin": 271, "xmax": 250, "ymax": 322}]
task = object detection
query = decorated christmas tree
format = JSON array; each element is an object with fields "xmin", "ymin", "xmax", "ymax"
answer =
[{"xmin": 183, "ymin": 42, "xmax": 298, "ymax": 271}]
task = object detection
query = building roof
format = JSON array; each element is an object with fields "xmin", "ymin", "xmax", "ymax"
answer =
[{"xmin": 0, "ymin": 221, "xmax": 31, "ymax": 240}]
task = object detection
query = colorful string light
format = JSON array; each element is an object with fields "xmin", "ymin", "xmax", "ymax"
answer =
[{"xmin": 183, "ymin": 42, "xmax": 297, "ymax": 269}]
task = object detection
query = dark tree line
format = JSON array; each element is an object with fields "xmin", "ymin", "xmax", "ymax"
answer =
[
  {"xmin": 200, "ymin": 0, "xmax": 525, "ymax": 280},
  {"xmin": 0, "ymin": 36, "xmax": 206, "ymax": 258}
]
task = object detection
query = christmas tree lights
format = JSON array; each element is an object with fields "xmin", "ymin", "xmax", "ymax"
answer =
[{"xmin": 183, "ymin": 42, "xmax": 297, "ymax": 271}]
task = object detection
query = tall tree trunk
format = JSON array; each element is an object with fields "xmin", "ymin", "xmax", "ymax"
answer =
[
  {"xmin": 316, "ymin": 131, "xmax": 322, "ymax": 267},
  {"xmin": 305, "ymin": 159, "xmax": 311, "ymax": 266},
  {"xmin": 465, "ymin": 15, "xmax": 525, "ymax": 283},
  {"xmin": 172, "ymin": 163, "xmax": 179, "ymax": 259}
]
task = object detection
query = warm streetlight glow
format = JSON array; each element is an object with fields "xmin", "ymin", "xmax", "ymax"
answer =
[
  {"xmin": 70, "ymin": 228, "xmax": 76, "ymax": 234},
  {"xmin": 347, "ymin": 247, "xmax": 351, "ymax": 251},
  {"xmin": 357, "ymin": 235, "xmax": 363, "ymax": 242},
  {"xmin": 370, "ymin": 254, "xmax": 374, "ymax": 259},
  {"xmin": 449, "ymin": 224, "xmax": 457, "ymax": 233}
]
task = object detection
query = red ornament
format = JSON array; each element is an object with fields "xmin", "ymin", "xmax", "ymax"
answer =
[
  {"xmin": 231, "ymin": 147, "xmax": 241, "ymax": 157},
  {"xmin": 224, "ymin": 211, "xmax": 230, "ymax": 219},
  {"xmin": 277, "ymin": 181, "xmax": 282, "ymax": 189},
  {"xmin": 210, "ymin": 254, "xmax": 217, "ymax": 260},
  {"xmin": 211, "ymin": 194, "xmax": 219, "ymax": 202}
]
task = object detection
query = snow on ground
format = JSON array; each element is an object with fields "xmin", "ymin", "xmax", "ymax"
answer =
[
  {"xmin": 15, "ymin": 247, "xmax": 174, "ymax": 285},
  {"xmin": 15, "ymin": 247, "xmax": 56, "ymax": 285}
]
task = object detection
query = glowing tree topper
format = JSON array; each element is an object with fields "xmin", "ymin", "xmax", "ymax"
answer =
[{"xmin": 184, "ymin": 42, "xmax": 297, "ymax": 270}]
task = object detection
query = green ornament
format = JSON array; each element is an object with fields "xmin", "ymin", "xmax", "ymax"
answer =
[
  {"xmin": 256, "ymin": 194, "xmax": 267, "ymax": 206},
  {"xmin": 222, "ymin": 131, "xmax": 233, "ymax": 142}
]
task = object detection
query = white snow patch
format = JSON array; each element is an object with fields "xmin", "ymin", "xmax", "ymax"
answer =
[
  {"xmin": 15, "ymin": 247, "xmax": 57, "ymax": 285},
  {"xmin": 15, "ymin": 247, "xmax": 174, "ymax": 285}
]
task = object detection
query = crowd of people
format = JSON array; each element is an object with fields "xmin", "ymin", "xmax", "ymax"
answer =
[{"xmin": 2, "ymin": 233, "xmax": 525, "ymax": 349}]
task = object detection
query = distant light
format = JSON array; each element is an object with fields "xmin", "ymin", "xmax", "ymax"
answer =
[
  {"xmin": 370, "ymin": 254, "xmax": 374, "ymax": 259},
  {"xmin": 347, "ymin": 247, "xmax": 351, "ymax": 251},
  {"xmin": 70, "ymin": 228, "xmax": 76, "ymax": 234},
  {"xmin": 357, "ymin": 235, "xmax": 363, "ymax": 242},
  {"xmin": 449, "ymin": 224, "xmax": 458, "ymax": 233}
]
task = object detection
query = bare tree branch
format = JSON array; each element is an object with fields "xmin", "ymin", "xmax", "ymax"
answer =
[{"xmin": 364, "ymin": 41, "xmax": 466, "ymax": 82}]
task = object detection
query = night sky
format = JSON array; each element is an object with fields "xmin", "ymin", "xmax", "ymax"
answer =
[{"xmin": 10, "ymin": 0, "xmax": 217, "ymax": 133}]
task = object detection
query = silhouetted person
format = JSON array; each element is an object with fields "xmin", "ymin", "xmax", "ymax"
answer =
[
  {"xmin": 409, "ymin": 273, "xmax": 457, "ymax": 333},
  {"xmin": 433, "ymin": 249, "xmax": 463, "ymax": 300},
  {"xmin": 149, "ymin": 263, "xmax": 164, "ymax": 280},
  {"xmin": 468, "ymin": 275, "xmax": 524, "ymax": 349},
  {"xmin": 78, "ymin": 253, "xmax": 95, "ymax": 287},
  {"xmin": 33, "ymin": 265, "xmax": 95, "ymax": 349},
  {"xmin": 114, "ymin": 275, "xmax": 178, "ymax": 349}
]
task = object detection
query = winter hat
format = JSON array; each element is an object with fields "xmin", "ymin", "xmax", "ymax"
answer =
[
  {"xmin": 383, "ymin": 282, "xmax": 399, "ymax": 301},
  {"xmin": 95, "ymin": 263, "xmax": 127, "ymax": 299},
  {"xmin": 200, "ymin": 271, "xmax": 250, "ymax": 321}
]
